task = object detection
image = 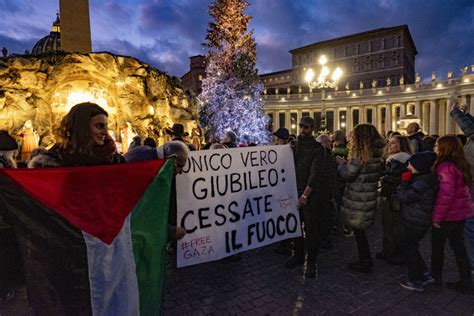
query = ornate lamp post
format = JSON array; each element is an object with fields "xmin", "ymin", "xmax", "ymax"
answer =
[{"xmin": 305, "ymin": 55, "xmax": 342, "ymax": 129}]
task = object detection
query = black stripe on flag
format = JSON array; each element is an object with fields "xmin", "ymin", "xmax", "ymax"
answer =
[{"xmin": 0, "ymin": 174, "xmax": 92, "ymax": 315}]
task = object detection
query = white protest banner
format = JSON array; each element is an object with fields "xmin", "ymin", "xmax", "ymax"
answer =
[{"xmin": 176, "ymin": 145, "xmax": 301, "ymax": 267}]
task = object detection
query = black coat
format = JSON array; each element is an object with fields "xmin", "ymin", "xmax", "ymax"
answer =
[
  {"xmin": 380, "ymin": 159, "xmax": 408, "ymax": 198},
  {"xmin": 408, "ymin": 132, "xmax": 424, "ymax": 153},
  {"xmin": 396, "ymin": 172, "xmax": 438, "ymax": 228},
  {"xmin": 294, "ymin": 135, "xmax": 335, "ymax": 199}
]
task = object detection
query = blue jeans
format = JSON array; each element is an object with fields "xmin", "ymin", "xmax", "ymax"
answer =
[{"xmin": 465, "ymin": 216, "xmax": 474, "ymax": 269}]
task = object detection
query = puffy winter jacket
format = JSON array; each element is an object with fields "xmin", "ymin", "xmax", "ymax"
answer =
[
  {"xmin": 396, "ymin": 172, "xmax": 438, "ymax": 228},
  {"xmin": 433, "ymin": 161, "xmax": 474, "ymax": 224},
  {"xmin": 338, "ymin": 139, "xmax": 385, "ymax": 229}
]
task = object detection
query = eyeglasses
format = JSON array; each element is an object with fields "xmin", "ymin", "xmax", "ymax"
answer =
[{"xmin": 299, "ymin": 124, "xmax": 311, "ymax": 129}]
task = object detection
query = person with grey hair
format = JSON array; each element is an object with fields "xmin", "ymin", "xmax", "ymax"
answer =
[
  {"xmin": 124, "ymin": 140, "xmax": 189, "ymax": 241},
  {"xmin": 316, "ymin": 134, "xmax": 331, "ymax": 150},
  {"xmin": 222, "ymin": 130, "xmax": 237, "ymax": 148},
  {"xmin": 406, "ymin": 122, "xmax": 423, "ymax": 153}
]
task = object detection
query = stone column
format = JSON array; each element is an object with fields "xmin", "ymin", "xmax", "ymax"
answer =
[
  {"xmin": 445, "ymin": 98, "xmax": 456, "ymax": 134},
  {"xmin": 297, "ymin": 109, "xmax": 302, "ymax": 126},
  {"xmin": 347, "ymin": 107, "xmax": 353, "ymax": 132},
  {"xmin": 385, "ymin": 104, "xmax": 392, "ymax": 132},
  {"xmin": 422, "ymin": 101, "xmax": 430, "ymax": 134},
  {"xmin": 285, "ymin": 110, "xmax": 291, "ymax": 129},
  {"xmin": 334, "ymin": 108, "xmax": 340, "ymax": 131},
  {"xmin": 414, "ymin": 101, "xmax": 421, "ymax": 119},
  {"xmin": 400, "ymin": 102, "xmax": 407, "ymax": 118},
  {"xmin": 429, "ymin": 100, "xmax": 439, "ymax": 135},
  {"xmin": 273, "ymin": 110, "xmax": 279, "ymax": 131},
  {"xmin": 376, "ymin": 105, "xmax": 383, "ymax": 133},
  {"xmin": 360, "ymin": 106, "xmax": 366, "ymax": 123}
]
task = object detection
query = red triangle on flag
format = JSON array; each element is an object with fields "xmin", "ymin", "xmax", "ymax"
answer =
[{"xmin": 2, "ymin": 160, "xmax": 167, "ymax": 244}]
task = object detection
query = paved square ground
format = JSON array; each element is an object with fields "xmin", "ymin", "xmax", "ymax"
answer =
[{"xmin": 2, "ymin": 217, "xmax": 473, "ymax": 315}]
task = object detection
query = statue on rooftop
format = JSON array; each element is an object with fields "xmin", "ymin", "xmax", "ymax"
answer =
[{"xmin": 415, "ymin": 73, "xmax": 421, "ymax": 83}]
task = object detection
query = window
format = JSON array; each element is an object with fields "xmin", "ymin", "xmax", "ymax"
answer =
[
  {"xmin": 391, "ymin": 51, "xmax": 399, "ymax": 67},
  {"xmin": 302, "ymin": 112, "xmax": 310, "ymax": 117},
  {"xmin": 279, "ymin": 112, "xmax": 285, "ymax": 129},
  {"xmin": 339, "ymin": 110, "xmax": 347, "ymax": 131},
  {"xmin": 392, "ymin": 35, "xmax": 399, "ymax": 48},
  {"xmin": 353, "ymin": 109, "xmax": 360, "ymax": 126},
  {"xmin": 326, "ymin": 111, "xmax": 334, "ymax": 132},
  {"xmin": 371, "ymin": 40, "xmax": 379, "ymax": 51},
  {"xmin": 290, "ymin": 113, "xmax": 298, "ymax": 135},
  {"xmin": 314, "ymin": 112, "xmax": 322, "ymax": 131},
  {"xmin": 364, "ymin": 56, "xmax": 370, "ymax": 71},
  {"xmin": 366, "ymin": 109, "xmax": 373, "ymax": 124}
]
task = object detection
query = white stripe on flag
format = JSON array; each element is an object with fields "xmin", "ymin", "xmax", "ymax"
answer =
[{"xmin": 83, "ymin": 215, "xmax": 140, "ymax": 316}]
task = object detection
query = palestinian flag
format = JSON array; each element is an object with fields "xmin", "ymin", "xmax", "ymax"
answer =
[{"xmin": 0, "ymin": 159, "xmax": 174, "ymax": 315}]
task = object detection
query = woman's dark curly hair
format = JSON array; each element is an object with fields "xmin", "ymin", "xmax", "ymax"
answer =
[
  {"xmin": 58, "ymin": 102, "xmax": 108, "ymax": 155},
  {"xmin": 349, "ymin": 124, "xmax": 384, "ymax": 164}
]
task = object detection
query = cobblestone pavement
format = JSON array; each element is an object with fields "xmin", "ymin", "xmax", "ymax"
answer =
[{"xmin": 2, "ymin": 219, "xmax": 473, "ymax": 315}]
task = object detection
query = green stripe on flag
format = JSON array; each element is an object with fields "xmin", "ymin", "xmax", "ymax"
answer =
[{"xmin": 131, "ymin": 159, "xmax": 174, "ymax": 315}]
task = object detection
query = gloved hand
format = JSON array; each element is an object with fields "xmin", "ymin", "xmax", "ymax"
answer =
[{"xmin": 401, "ymin": 169, "xmax": 413, "ymax": 182}]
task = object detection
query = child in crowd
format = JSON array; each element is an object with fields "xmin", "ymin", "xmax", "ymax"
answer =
[
  {"xmin": 431, "ymin": 135, "xmax": 473, "ymax": 292},
  {"xmin": 396, "ymin": 151, "xmax": 438, "ymax": 292}
]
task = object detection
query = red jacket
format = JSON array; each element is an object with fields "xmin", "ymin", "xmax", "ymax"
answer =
[{"xmin": 433, "ymin": 161, "xmax": 474, "ymax": 223}]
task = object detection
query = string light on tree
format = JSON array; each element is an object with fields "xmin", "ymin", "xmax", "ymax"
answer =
[{"xmin": 198, "ymin": 0, "xmax": 270, "ymax": 144}]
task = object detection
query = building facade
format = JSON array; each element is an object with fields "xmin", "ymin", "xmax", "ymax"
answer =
[
  {"xmin": 261, "ymin": 25, "xmax": 417, "ymax": 94},
  {"xmin": 263, "ymin": 72, "xmax": 474, "ymax": 136},
  {"xmin": 181, "ymin": 55, "xmax": 206, "ymax": 96}
]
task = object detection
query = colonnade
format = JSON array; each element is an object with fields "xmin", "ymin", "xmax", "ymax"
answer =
[{"xmin": 263, "ymin": 76, "xmax": 474, "ymax": 136}]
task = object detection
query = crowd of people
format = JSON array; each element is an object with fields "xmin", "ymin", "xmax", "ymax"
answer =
[
  {"xmin": 1, "ymin": 100, "xmax": 474, "ymax": 307},
  {"xmin": 272, "ymin": 104, "xmax": 473, "ymax": 294}
]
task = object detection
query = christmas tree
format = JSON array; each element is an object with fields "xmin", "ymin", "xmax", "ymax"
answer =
[{"xmin": 199, "ymin": 0, "xmax": 270, "ymax": 144}]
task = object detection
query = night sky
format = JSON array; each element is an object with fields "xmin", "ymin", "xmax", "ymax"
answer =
[{"xmin": 1, "ymin": 0, "xmax": 473, "ymax": 81}]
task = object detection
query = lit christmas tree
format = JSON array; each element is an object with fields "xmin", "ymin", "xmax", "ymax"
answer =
[{"xmin": 199, "ymin": 0, "xmax": 271, "ymax": 144}]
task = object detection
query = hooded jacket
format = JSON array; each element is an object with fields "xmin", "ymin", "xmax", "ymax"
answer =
[
  {"xmin": 396, "ymin": 172, "xmax": 438, "ymax": 228},
  {"xmin": 433, "ymin": 161, "xmax": 474, "ymax": 224},
  {"xmin": 338, "ymin": 138, "xmax": 385, "ymax": 229}
]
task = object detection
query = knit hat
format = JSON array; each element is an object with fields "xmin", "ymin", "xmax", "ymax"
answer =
[
  {"xmin": 273, "ymin": 128, "xmax": 290, "ymax": 140},
  {"xmin": 408, "ymin": 151, "xmax": 436, "ymax": 174},
  {"xmin": 0, "ymin": 131, "xmax": 18, "ymax": 151}
]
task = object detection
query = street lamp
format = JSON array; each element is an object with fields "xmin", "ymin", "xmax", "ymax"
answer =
[{"xmin": 305, "ymin": 55, "xmax": 342, "ymax": 129}]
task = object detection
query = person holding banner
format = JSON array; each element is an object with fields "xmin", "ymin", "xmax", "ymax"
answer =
[
  {"xmin": 125, "ymin": 141, "xmax": 189, "ymax": 241},
  {"xmin": 285, "ymin": 116, "xmax": 335, "ymax": 278}
]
